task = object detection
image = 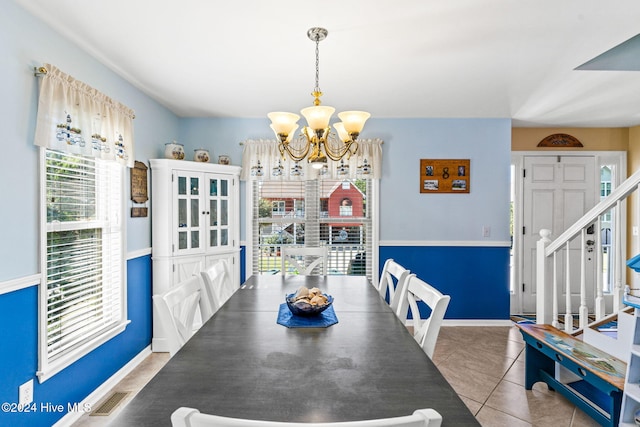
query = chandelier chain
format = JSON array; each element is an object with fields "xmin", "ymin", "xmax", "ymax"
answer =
[{"xmin": 314, "ymin": 35, "xmax": 321, "ymax": 95}]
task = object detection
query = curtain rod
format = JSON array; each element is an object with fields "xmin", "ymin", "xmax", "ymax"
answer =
[{"xmin": 34, "ymin": 66, "xmax": 48, "ymax": 76}]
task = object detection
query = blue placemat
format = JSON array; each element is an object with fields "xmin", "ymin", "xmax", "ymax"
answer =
[{"xmin": 277, "ymin": 303, "xmax": 338, "ymax": 328}]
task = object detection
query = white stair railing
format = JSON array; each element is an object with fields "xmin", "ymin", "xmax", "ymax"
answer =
[{"xmin": 536, "ymin": 168, "xmax": 640, "ymax": 332}]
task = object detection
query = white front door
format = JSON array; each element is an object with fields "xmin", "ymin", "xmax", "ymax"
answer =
[{"xmin": 521, "ymin": 155, "xmax": 597, "ymax": 313}]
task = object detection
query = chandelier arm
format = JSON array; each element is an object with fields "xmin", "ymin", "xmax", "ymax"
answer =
[
  {"xmin": 323, "ymin": 139, "xmax": 358, "ymax": 161},
  {"xmin": 279, "ymin": 139, "xmax": 311, "ymax": 162}
]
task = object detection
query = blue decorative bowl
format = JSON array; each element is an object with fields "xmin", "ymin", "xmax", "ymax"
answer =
[{"xmin": 286, "ymin": 293, "xmax": 333, "ymax": 317}]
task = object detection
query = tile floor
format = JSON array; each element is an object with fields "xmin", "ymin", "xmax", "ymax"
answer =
[
  {"xmin": 433, "ymin": 325, "xmax": 599, "ymax": 427},
  {"xmin": 72, "ymin": 325, "xmax": 601, "ymax": 427}
]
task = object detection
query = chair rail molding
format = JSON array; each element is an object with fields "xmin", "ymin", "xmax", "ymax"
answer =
[
  {"xmin": 0, "ymin": 248, "xmax": 152, "ymax": 296},
  {"xmin": 0, "ymin": 274, "xmax": 41, "ymax": 295},
  {"xmin": 127, "ymin": 247, "xmax": 152, "ymax": 260},
  {"xmin": 380, "ymin": 240, "xmax": 511, "ymax": 247}
]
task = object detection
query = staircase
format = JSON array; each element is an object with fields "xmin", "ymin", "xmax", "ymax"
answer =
[{"xmin": 534, "ymin": 168, "xmax": 640, "ymax": 356}]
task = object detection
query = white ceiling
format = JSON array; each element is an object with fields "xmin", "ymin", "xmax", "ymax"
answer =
[{"xmin": 13, "ymin": 0, "xmax": 640, "ymax": 127}]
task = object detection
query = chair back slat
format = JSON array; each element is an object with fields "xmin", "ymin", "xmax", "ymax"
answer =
[
  {"xmin": 281, "ymin": 246, "xmax": 328, "ymax": 276},
  {"xmin": 200, "ymin": 259, "xmax": 234, "ymax": 317},
  {"xmin": 153, "ymin": 275, "xmax": 204, "ymax": 356},
  {"xmin": 396, "ymin": 274, "xmax": 451, "ymax": 358},
  {"xmin": 378, "ymin": 258, "xmax": 411, "ymax": 312}
]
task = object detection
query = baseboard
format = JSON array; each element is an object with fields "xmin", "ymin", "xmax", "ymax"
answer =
[
  {"xmin": 403, "ymin": 319, "xmax": 513, "ymax": 327},
  {"xmin": 441, "ymin": 319, "xmax": 514, "ymax": 327},
  {"xmin": 52, "ymin": 345, "xmax": 152, "ymax": 427}
]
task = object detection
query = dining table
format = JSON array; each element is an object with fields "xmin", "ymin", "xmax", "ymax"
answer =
[{"xmin": 111, "ymin": 274, "xmax": 480, "ymax": 426}]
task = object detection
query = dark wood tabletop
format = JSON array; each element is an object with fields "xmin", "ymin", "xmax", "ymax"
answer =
[{"xmin": 111, "ymin": 275, "xmax": 479, "ymax": 426}]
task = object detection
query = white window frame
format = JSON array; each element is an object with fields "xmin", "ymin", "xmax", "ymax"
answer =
[
  {"xmin": 37, "ymin": 148, "xmax": 129, "ymax": 383},
  {"xmin": 272, "ymin": 200, "xmax": 285, "ymax": 214}
]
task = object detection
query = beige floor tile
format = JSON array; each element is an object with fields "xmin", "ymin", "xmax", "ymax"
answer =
[
  {"xmin": 438, "ymin": 326, "xmax": 485, "ymax": 344},
  {"xmin": 484, "ymin": 380, "xmax": 575, "ymax": 425},
  {"xmin": 502, "ymin": 357, "xmax": 525, "ymax": 386},
  {"xmin": 437, "ymin": 363, "xmax": 502, "ymax": 403},
  {"xmin": 570, "ymin": 407, "xmax": 602, "ymax": 427},
  {"xmin": 509, "ymin": 325, "xmax": 526, "ymax": 343},
  {"xmin": 440, "ymin": 326, "xmax": 524, "ymax": 358},
  {"xmin": 475, "ymin": 405, "xmax": 532, "ymax": 427},
  {"xmin": 431, "ymin": 338, "xmax": 458, "ymax": 365},
  {"xmin": 470, "ymin": 336, "xmax": 524, "ymax": 360},
  {"xmin": 437, "ymin": 346, "xmax": 517, "ymax": 380}
]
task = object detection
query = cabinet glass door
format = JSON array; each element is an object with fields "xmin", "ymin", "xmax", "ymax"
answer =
[
  {"xmin": 175, "ymin": 172, "xmax": 203, "ymax": 254},
  {"xmin": 207, "ymin": 175, "xmax": 232, "ymax": 250}
]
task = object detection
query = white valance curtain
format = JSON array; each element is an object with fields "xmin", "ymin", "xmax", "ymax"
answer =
[
  {"xmin": 240, "ymin": 138, "xmax": 383, "ymax": 181},
  {"xmin": 34, "ymin": 64, "xmax": 136, "ymax": 168}
]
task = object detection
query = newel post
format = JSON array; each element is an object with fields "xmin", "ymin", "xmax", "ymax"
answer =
[{"xmin": 536, "ymin": 229, "xmax": 553, "ymax": 324}]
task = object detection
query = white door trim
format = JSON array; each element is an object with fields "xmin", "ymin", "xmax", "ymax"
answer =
[{"xmin": 510, "ymin": 151, "xmax": 627, "ymax": 315}]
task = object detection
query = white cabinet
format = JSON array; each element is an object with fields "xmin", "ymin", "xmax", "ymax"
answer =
[
  {"xmin": 150, "ymin": 159, "xmax": 241, "ymax": 352},
  {"xmin": 620, "ymin": 297, "xmax": 640, "ymax": 426}
]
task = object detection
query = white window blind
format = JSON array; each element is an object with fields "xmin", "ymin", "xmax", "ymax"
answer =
[
  {"xmin": 252, "ymin": 178, "xmax": 372, "ymax": 280},
  {"xmin": 39, "ymin": 149, "xmax": 127, "ymax": 382}
]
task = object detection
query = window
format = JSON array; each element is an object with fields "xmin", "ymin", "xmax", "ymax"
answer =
[
  {"xmin": 339, "ymin": 198, "xmax": 353, "ymax": 216},
  {"xmin": 600, "ymin": 165, "xmax": 614, "ymax": 293},
  {"xmin": 252, "ymin": 179, "xmax": 373, "ymax": 279},
  {"xmin": 272, "ymin": 201, "xmax": 285, "ymax": 214},
  {"xmin": 38, "ymin": 149, "xmax": 127, "ymax": 382}
]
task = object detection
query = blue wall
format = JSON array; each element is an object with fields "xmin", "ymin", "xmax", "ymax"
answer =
[
  {"xmin": 0, "ymin": 256, "xmax": 152, "ymax": 426},
  {"xmin": 380, "ymin": 246, "xmax": 511, "ymax": 319}
]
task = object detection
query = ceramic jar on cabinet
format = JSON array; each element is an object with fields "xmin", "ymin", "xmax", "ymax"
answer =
[{"xmin": 164, "ymin": 141, "xmax": 185, "ymax": 160}]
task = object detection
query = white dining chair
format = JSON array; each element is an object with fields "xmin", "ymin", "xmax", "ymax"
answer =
[
  {"xmin": 153, "ymin": 275, "xmax": 206, "ymax": 356},
  {"xmin": 171, "ymin": 407, "xmax": 442, "ymax": 427},
  {"xmin": 281, "ymin": 246, "xmax": 328, "ymax": 276},
  {"xmin": 200, "ymin": 259, "xmax": 234, "ymax": 316},
  {"xmin": 395, "ymin": 274, "xmax": 451, "ymax": 359},
  {"xmin": 378, "ymin": 259, "xmax": 411, "ymax": 314}
]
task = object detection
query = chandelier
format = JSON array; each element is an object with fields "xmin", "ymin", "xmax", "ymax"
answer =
[{"xmin": 268, "ymin": 27, "xmax": 371, "ymax": 169}]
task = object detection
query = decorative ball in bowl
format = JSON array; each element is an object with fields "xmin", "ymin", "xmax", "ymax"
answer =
[{"xmin": 286, "ymin": 286, "xmax": 333, "ymax": 317}]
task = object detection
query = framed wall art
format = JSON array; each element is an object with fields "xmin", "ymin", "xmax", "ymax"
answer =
[
  {"xmin": 130, "ymin": 160, "xmax": 149, "ymax": 217},
  {"xmin": 420, "ymin": 159, "xmax": 470, "ymax": 194}
]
